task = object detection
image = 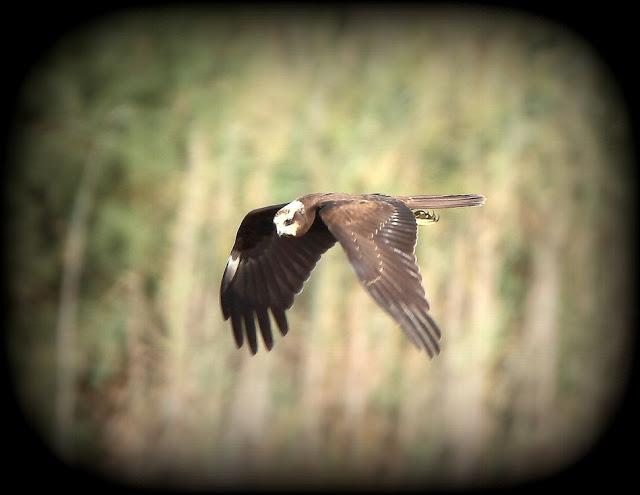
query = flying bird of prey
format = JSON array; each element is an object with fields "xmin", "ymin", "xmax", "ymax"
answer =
[{"xmin": 220, "ymin": 193, "xmax": 485, "ymax": 357}]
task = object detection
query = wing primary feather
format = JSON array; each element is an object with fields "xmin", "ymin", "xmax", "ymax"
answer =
[
  {"xmin": 392, "ymin": 302, "xmax": 438, "ymax": 357},
  {"xmin": 391, "ymin": 247, "xmax": 417, "ymax": 262},
  {"xmin": 269, "ymin": 253, "xmax": 299, "ymax": 298},
  {"xmin": 399, "ymin": 301, "xmax": 436, "ymax": 357},
  {"xmin": 380, "ymin": 266, "xmax": 416, "ymax": 298},
  {"xmin": 273, "ymin": 244, "xmax": 307, "ymax": 292},
  {"xmin": 374, "ymin": 279, "xmax": 436, "ymax": 356},
  {"xmin": 243, "ymin": 307, "xmax": 258, "ymax": 354},
  {"xmin": 271, "ymin": 307, "xmax": 289, "ymax": 336},
  {"xmin": 234, "ymin": 258, "xmax": 250, "ymax": 303},
  {"xmin": 280, "ymin": 243, "xmax": 314, "ymax": 278},
  {"xmin": 378, "ymin": 253, "xmax": 423, "ymax": 287},
  {"xmin": 220, "ymin": 286, "xmax": 231, "ymax": 320},
  {"xmin": 250, "ymin": 259, "xmax": 270, "ymax": 308},
  {"xmin": 258, "ymin": 254, "xmax": 288, "ymax": 308},
  {"xmin": 408, "ymin": 306, "xmax": 439, "ymax": 353},
  {"xmin": 256, "ymin": 256, "xmax": 279, "ymax": 303},
  {"xmin": 379, "ymin": 230, "xmax": 414, "ymax": 244},
  {"xmin": 269, "ymin": 265, "xmax": 295, "ymax": 310},
  {"xmin": 372, "ymin": 263, "xmax": 426, "ymax": 312},
  {"xmin": 230, "ymin": 301, "xmax": 244, "ymax": 348},
  {"xmin": 241, "ymin": 260, "xmax": 257, "ymax": 304},
  {"xmin": 368, "ymin": 285, "xmax": 417, "ymax": 346},
  {"xmin": 255, "ymin": 307, "xmax": 273, "ymax": 350},
  {"xmin": 386, "ymin": 223, "xmax": 415, "ymax": 234},
  {"xmin": 239, "ymin": 262, "xmax": 258, "ymax": 353},
  {"xmin": 248, "ymin": 261, "xmax": 274, "ymax": 350},
  {"xmin": 400, "ymin": 313, "xmax": 435, "ymax": 357},
  {"xmin": 414, "ymin": 307, "xmax": 442, "ymax": 341},
  {"xmin": 383, "ymin": 251, "xmax": 421, "ymax": 271},
  {"xmin": 369, "ymin": 282, "xmax": 428, "ymax": 353}
]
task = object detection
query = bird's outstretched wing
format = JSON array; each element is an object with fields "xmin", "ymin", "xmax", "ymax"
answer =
[
  {"xmin": 220, "ymin": 204, "xmax": 336, "ymax": 353},
  {"xmin": 319, "ymin": 198, "xmax": 441, "ymax": 356}
]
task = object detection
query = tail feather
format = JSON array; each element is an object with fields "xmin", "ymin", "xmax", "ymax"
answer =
[{"xmin": 399, "ymin": 194, "xmax": 485, "ymax": 209}]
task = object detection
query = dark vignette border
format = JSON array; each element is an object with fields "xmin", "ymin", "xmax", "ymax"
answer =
[{"xmin": 1, "ymin": 2, "xmax": 637, "ymax": 493}]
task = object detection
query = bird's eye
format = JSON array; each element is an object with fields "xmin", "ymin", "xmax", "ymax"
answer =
[{"xmin": 284, "ymin": 218, "xmax": 294, "ymax": 226}]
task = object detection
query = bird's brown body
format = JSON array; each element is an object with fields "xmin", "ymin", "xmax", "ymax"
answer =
[{"xmin": 221, "ymin": 192, "xmax": 484, "ymax": 357}]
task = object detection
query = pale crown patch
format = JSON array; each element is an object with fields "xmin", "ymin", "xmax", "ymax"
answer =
[{"xmin": 274, "ymin": 200, "xmax": 304, "ymax": 237}]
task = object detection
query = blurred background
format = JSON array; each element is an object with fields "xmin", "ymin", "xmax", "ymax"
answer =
[{"xmin": 5, "ymin": 6, "xmax": 635, "ymax": 489}]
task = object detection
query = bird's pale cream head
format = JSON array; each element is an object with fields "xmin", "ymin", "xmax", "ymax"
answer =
[{"xmin": 274, "ymin": 200, "xmax": 305, "ymax": 237}]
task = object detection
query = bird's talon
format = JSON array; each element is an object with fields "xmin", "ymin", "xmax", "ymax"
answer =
[{"xmin": 414, "ymin": 209, "xmax": 439, "ymax": 225}]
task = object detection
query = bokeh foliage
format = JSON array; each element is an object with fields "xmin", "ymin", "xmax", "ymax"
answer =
[{"xmin": 6, "ymin": 7, "xmax": 634, "ymax": 488}]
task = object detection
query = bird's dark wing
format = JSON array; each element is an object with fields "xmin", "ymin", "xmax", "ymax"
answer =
[
  {"xmin": 220, "ymin": 204, "xmax": 336, "ymax": 354},
  {"xmin": 319, "ymin": 198, "xmax": 441, "ymax": 357}
]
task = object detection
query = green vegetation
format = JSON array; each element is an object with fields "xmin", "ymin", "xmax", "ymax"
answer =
[{"xmin": 7, "ymin": 7, "xmax": 634, "ymax": 488}]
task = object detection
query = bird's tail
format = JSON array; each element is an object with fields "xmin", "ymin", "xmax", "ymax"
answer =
[{"xmin": 399, "ymin": 194, "xmax": 486, "ymax": 210}]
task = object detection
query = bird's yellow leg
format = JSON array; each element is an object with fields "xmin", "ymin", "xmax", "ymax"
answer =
[{"xmin": 413, "ymin": 209, "xmax": 439, "ymax": 226}]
